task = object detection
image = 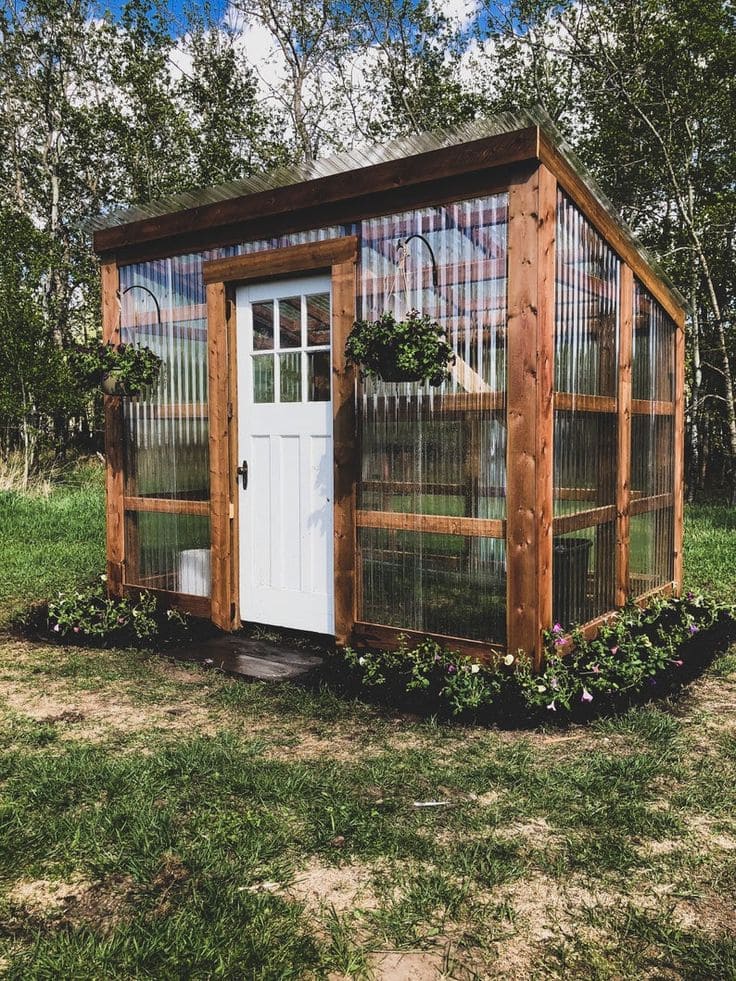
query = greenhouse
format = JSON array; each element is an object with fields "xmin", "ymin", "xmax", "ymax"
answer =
[{"xmin": 91, "ymin": 109, "xmax": 685, "ymax": 668}]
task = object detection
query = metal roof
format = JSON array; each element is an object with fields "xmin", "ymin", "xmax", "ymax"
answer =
[
  {"xmin": 89, "ymin": 109, "xmax": 537, "ymax": 232},
  {"xmin": 89, "ymin": 106, "xmax": 685, "ymax": 309}
]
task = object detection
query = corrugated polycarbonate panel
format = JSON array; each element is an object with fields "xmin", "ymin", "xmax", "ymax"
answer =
[
  {"xmin": 630, "ymin": 510, "xmax": 675, "ymax": 594},
  {"xmin": 359, "ymin": 529, "xmax": 506, "ymax": 643},
  {"xmin": 124, "ymin": 511, "xmax": 211, "ymax": 597},
  {"xmin": 357, "ymin": 195, "xmax": 508, "ymax": 642},
  {"xmin": 553, "ymin": 192, "xmax": 620, "ymax": 627},
  {"xmin": 630, "ymin": 282, "xmax": 676, "ymax": 593},
  {"xmin": 120, "ymin": 253, "xmax": 214, "ymax": 502}
]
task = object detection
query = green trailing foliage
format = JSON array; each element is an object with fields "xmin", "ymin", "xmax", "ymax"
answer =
[
  {"xmin": 67, "ymin": 342, "xmax": 162, "ymax": 396},
  {"xmin": 344, "ymin": 309, "xmax": 455, "ymax": 386},
  {"xmin": 341, "ymin": 594, "xmax": 736, "ymax": 719},
  {"xmin": 19, "ymin": 580, "xmax": 194, "ymax": 649}
]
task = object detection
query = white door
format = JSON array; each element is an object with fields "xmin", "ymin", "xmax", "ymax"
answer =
[{"xmin": 236, "ymin": 275, "xmax": 334, "ymax": 634}]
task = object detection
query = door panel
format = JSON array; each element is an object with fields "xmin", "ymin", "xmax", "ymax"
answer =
[{"xmin": 237, "ymin": 275, "xmax": 334, "ymax": 634}]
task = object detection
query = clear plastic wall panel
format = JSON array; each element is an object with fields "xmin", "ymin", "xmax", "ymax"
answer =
[
  {"xmin": 357, "ymin": 195, "xmax": 508, "ymax": 640},
  {"xmin": 553, "ymin": 522, "xmax": 616, "ymax": 629},
  {"xmin": 553, "ymin": 411, "xmax": 617, "ymax": 516},
  {"xmin": 630, "ymin": 509, "xmax": 674, "ymax": 592},
  {"xmin": 631, "ymin": 414, "xmax": 675, "ymax": 500},
  {"xmin": 555, "ymin": 192, "xmax": 620, "ymax": 397},
  {"xmin": 119, "ymin": 254, "xmax": 213, "ymax": 501},
  {"xmin": 359, "ymin": 528, "xmax": 506, "ymax": 642},
  {"xmin": 632, "ymin": 282, "xmax": 675, "ymax": 401},
  {"xmin": 124, "ymin": 511, "xmax": 211, "ymax": 596}
]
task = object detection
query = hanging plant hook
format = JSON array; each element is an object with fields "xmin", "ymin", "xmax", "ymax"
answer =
[
  {"xmin": 396, "ymin": 233, "xmax": 439, "ymax": 289},
  {"xmin": 117, "ymin": 284, "xmax": 163, "ymax": 329}
]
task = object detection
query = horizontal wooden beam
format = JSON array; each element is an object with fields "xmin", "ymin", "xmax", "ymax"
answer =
[
  {"xmin": 366, "ymin": 391, "xmax": 505, "ymax": 415},
  {"xmin": 124, "ymin": 496, "xmax": 210, "ymax": 515},
  {"xmin": 352, "ymin": 620, "xmax": 504, "ymax": 661},
  {"xmin": 95, "ymin": 128, "xmax": 538, "ymax": 256},
  {"xmin": 203, "ymin": 236, "xmax": 359, "ymax": 284},
  {"xmin": 631, "ymin": 399, "xmax": 675, "ymax": 416},
  {"xmin": 356, "ymin": 509, "xmax": 505, "ymax": 539},
  {"xmin": 629, "ymin": 492, "xmax": 674, "ymax": 516},
  {"xmin": 554, "ymin": 392, "xmax": 616, "ymax": 413},
  {"xmin": 553, "ymin": 504, "xmax": 617, "ymax": 534},
  {"xmin": 123, "ymin": 584, "xmax": 211, "ymax": 618}
]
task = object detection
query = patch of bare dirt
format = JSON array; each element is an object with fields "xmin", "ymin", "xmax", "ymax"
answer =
[
  {"xmin": 7, "ymin": 874, "xmax": 137, "ymax": 936},
  {"xmin": 364, "ymin": 949, "xmax": 450, "ymax": 980},
  {"xmin": 0, "ymin": 684, "xmax": 223, "ymax": 742},
  {"xmin": 286, "ymin": 858, "xmax": 380, "ymax": 915}
]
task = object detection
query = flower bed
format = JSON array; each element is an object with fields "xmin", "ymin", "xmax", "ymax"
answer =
[
  {"xmin": 16, "ymin": 579, "xmax": 201, "ymax": 649},
  {"xmin": 339, "ymin": 594, "xmax": 736, "ymax": 720}
]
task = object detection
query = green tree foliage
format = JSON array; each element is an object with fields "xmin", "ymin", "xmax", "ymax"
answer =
[
  {"xmin": 0, "ymin": 0, "xmax": 285, "ymax": 469},
  {"xmin": 478, "ymin": 0, "xmax": 736, "ymax": 498}
]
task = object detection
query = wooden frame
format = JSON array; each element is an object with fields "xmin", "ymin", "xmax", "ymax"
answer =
[
  {"xmin": 505, "ymin": 164, "xmax": 556, "ymax": 669},
  {"xmin": 97, "ymin": 120, "xmax": 688, "ymax": 667},
  {"xmin": 203, "ymin": 236, "xmax": 359, "ymax": 639}
]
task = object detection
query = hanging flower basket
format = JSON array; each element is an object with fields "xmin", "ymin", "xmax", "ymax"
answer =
[
  {"xmin": 68, "ymin": 342, "xmax": 163, "ymax": 398},
  {"xmin": 345, "ymin": 310, "xmax": 455, "ymax": 387}
]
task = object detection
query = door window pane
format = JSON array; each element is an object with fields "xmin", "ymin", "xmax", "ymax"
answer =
[
  {"xmin": 279, "ymin": 297, "xmax": 302, "ymax": 348},
  {"xmin": 279, "ymin": 352, "xmax": 301, "ymax": 402},
  {"xmin": 307, "ymin": 293, "xmax": 330, "ymax": 347},
  {"xmin": 252, "ymin": 302, "xmax": 274, "ymax": 350},
  {"xmin": 253, "ymin": 355, "xmax": 274, "ymax": 402},
  {"xmin": 307, "ymin": 350, "xmax": 330, "ymax": 401}
]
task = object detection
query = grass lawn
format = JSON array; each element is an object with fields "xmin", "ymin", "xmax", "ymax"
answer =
[{"xmin": 0, "ymin": 470, "xmax": 735, "ymax": 977}]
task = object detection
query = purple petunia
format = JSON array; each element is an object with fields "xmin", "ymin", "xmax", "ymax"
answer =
[
  {"xmin": 688, "ymin": 624, "xmax": 699, "ymax": 635},
  {"xmin": 447, "ymin": 663, "xmax": 456, "ymax": 674},
  {"xmin": 552, "ymin": 623, "xmax": 563, "ymax": 635}
]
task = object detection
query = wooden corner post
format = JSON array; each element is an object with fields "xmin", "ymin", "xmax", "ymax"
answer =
[
  {"xmin": 506, "ymin": 164, "xmax": 556, "ymax": 670},
  {"xmin": 615, "ymin": 265, "xmax": 634, "ymax": 606},
  {"xmin": 673, "ymin": 309, "xmax": 686, "ymax": 593},
  {"xmin": 332, "ymin": 257, "xmax": 358, "ymax": 646},
  {"xmin": 102, "ymin": 259, "xmax": 124, "ymax": 597},
  {"xmin": 207, "ymin": 280, "xmax": 235, "ymax": 630}
]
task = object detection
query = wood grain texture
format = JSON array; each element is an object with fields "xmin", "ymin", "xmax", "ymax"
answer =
[
  {"xmin": 98, "ymin": 169, "xmax": 525, "ymax": 267},
  {"xmin": 673, "ymin": 312, "xmax": 686, "ymax": 594},
  {"xmin": 203, "ymin": 236, "xmax": 358, "ymax": 284},
  {"xmin": 94, "ymin": 129, "xmax": 538, "ymax": 254},
  {"xmin": 629, "ymin": 493, "xmax": 674, "ymax": 516},
  {"xmin": 616, "ymin": 265, "xmax": 633, "ymax": 606},
  {"xmin": 554, "ymin": 392, "xmax": 616, "ymax": 414},
  {"xmin": 227, "ymin": 290, "xmax": 240, "ymax": 626},
  {"xmin": 207, "ymin": 281, "xmax": 231, "ymax": 629},
  {"xmin": 631, "ymin": 399, "xmax": 675, "ymax": 416},
  {"xmin": 102, "ymin": 260, "xmax": 124, "ymax": 596},
  {"xmin": 553, "ymin": 504, "xmax": 617, "ymax": 534},
  {"xmin": 332, "ymin": 255, "xmax": 358, "ymax": 647},
  {"xmin": 356, "ymin": 510, "xmax": 505, "ymax": 539},
  {"xmin": 352, "ymin": 621, "xmax": 504, "ymax": 662},
  {"xmin": 505, "ymin": 164, "xmax": 556, "ymax": 669},
  {"xmin": 123, "ymin": 496, "xmax": 209, "ymax": 515},
  {"xmin": 538, "ymin": 131, "xmax": 685, "ymax": 324}
]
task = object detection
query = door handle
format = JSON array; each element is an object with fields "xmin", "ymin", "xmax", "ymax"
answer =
[{"xmin": 237, "ymin": 460, "xmax": 248, "ymax": 490}]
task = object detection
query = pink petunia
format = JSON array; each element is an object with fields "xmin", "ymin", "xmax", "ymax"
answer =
[
  {"xmin": 581, "ymin": 688, "xmax": 593, "ymax": 703},
  {"xmin": 610, "ymin": 646, "xmax": 619, "ymax": 655}
]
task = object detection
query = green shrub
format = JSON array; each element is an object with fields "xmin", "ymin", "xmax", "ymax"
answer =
[
  {"xmin": 341, "ymin": 594, "xmax": 734, "ymax": 719},
  {"xmin": 27, "ymin": 579, "xmax": 192, "ymax": 649}
]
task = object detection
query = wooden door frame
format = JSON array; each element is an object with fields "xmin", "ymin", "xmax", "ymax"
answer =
[{"xmin": 203, "ymin": 236, "xmax": 359, "ymax": 641}]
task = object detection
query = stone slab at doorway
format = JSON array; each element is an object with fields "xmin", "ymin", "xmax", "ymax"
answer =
[{"xmin": 172, "ymin": 634, "xmax": 325, "ymax": 682}]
